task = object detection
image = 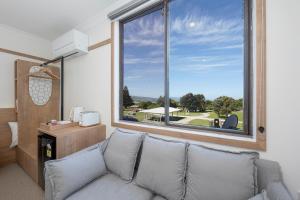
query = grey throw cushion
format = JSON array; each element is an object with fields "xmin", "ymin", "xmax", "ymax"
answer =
[
  {"xmin": 104, "ymin": 129, "xmax": 144, "ymax": 181},
  {"xmin": 136, "ymin": 136, "xmax": 187, "ymax": 200},
  {"xmin": 45, "ymin": 145, "xmax": 107, "ymax": 200},
  {"xmin": 185, "ymin": 144, "xmax": 258, "ymax": 200},
  {"xmin": 266, "ymin": 182, "xmax": 294, "ymax": 200}
]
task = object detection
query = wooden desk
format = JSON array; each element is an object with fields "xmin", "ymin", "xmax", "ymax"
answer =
[
  {"xmin": 36, "ymin": 124, "xmax": 106, "ymax": 188},
  {"xmin": 38, "ymin": 124, "xmax": 106, "ymax": 159}
]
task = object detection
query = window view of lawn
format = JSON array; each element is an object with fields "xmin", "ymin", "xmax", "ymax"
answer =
[
  {"xmin": 122, "ymin": 86, "xmax": 244, "ymax": 130},
  {"xmin": 120, "ymin": 0, "xmax": 250, "ymax": 133}
]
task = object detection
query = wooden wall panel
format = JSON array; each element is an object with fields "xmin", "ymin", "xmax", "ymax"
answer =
[
  {"xmin": 0, "ymin": 108, "xmax": 16, "ymax": 124},
  {"xmin": 0, "ymin": 125, "xmax": 12, "ymax": 148},
  {"xmin": 0, "ymin": 48, "xmax": 49, "ymax": 62},
  {"xmin": 14, "ymin": 60, "xmax": 59, "ymax": 182},
  {"xmin": 16, "ymin": 147, "xmax": 37, "ymax": 182},
  {"xmin": 0, "ymin": 108, "xmax": 17, "ymax": 166},
  {"xmin": 16, "ymin": 60, "xmax": 60, "ymax": 154},
  {"xmin": 0, "ymin": 148, "xmax": 16, "ymax": 166}
]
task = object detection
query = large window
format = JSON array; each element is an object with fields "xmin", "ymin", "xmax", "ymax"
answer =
[{"xmin": 119, "ymin": 0, "xmax": 252, "ymax": 135}]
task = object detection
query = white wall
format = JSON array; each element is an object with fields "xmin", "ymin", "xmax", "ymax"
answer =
[
  {"xmin": 64, "ymin": 0, "xmax": 300, "ymax": 198},
  {"xmin": 0, "ymin": 24, "xmax": 52, "ymax": 108}
]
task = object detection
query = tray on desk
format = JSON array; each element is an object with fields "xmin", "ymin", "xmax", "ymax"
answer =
[{"xmin": 40, "ymin": 122, "xmax": 78, "ymax": 131}]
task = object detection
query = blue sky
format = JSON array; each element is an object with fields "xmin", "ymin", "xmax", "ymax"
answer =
[{"xmin": 123, "ymin": 0, "xmax": 245, "ymax": 100}]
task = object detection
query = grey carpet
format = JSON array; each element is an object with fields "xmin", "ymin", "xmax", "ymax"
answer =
[{"xmin": 0, "ymin": 163, "xmax": 44, "ymax": 200}]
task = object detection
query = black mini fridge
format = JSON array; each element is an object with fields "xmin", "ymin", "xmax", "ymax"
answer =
[{"xmin": 38, "ymin": 134, "xmax": 56, "ymax": 189}]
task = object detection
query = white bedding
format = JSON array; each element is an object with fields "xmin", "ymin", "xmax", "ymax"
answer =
[{"xmin": 8, "ymin": 122, "xmax": 18, "ymax": 148}]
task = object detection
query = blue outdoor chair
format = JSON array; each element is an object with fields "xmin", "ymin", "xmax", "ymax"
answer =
[{"xmin": 222, "ymin": 114, "xmax": 238, "ymax": 129}]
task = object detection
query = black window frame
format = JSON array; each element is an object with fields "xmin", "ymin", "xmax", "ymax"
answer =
[{"xmin": 119, "ymin": 0, "xmax": 253, "ymax": 136}]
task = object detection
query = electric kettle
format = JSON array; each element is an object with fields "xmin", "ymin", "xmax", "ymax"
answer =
[{"xmin": 69, "ymin": 107, "xmax": 84, "ymax": 122}]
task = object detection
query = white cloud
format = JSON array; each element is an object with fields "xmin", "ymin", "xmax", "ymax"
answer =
[
  {"xmin": 124, "ymin": 13, "xmax": 164, "ymax": 46},
  {"xmin": 124, "ymin": 36, "xmax": 163, "ymax": 46},
  {"xmin": 172, "ymin": 14, "xmax": 242, "ymax": 36},
  {"xmin": 208, "ymin": 44, "xmax": 244, "ymax": 50},
  {"xmin": 170, "ymin": 55, "xmax": 243, "ymax": 72},
  {"xmin": 124, "ymin": 75, "xmax": 143, "ymax": 81},
  {"xmin": 170, "ymin": 14, "xmax": 243, "ymax": 46},
  {"xmin": 124, "ymin": 55, "xmax": 163, "ymax": 65}
]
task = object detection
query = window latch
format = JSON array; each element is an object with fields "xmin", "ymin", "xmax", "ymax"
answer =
[{"xmin": 258, "ymin": 126, "xmax": 265, "ymax": 133}]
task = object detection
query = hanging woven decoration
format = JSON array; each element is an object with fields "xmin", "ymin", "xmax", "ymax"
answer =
[{"xmin": 28, "ymin": 66, "xmax": 53, "ymax": 106}]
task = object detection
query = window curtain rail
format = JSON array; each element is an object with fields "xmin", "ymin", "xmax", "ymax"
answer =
[{"xmin": 108, "ymin": 0, "xmax": 151, "ymax": 20}]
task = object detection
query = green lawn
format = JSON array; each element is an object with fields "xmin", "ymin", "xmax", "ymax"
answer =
[
  {"xmin": 208, "ymin": 111, "xmax": 244, "ymax": 121},
  {"xmin": 176, "ymin": 111, "xmax": 203, "ymax": 116},
  {"xmin": 123, "ymin": 109, "xmax": 244, "ymax": 130},
  {"xmin": 189, "ymin": 119, "xmax": 210, "ymax": 126},
  {"xmin": 123, "ymin": 111, "xmax": 144, "ymax": 122},
  {"xmin": 189, "ymin": 118, "xmax": 243, "ymax": 130}
]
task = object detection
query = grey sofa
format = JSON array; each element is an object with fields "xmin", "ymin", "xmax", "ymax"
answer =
[{"xmin": 45, "ymin": 129, "xmax": 293, "ymax": 200}]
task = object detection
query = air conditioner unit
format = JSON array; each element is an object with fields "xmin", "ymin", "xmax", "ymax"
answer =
[{"xmin": 52, "ymin": 29, "xmax": 89, "ymax": 58}]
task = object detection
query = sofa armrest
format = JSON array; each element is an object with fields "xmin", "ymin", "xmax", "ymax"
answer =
[
  {"xmin": 255, "ymin": 159, "xmax": 282, "ymax": 192},
  {"xmin": 44, "ymin": 140, "xmax": 108, "ymax": 200},
  {"xmin": 45, "ymin": 169, "xmax": 54, "ymax": 200},
  {"xmin": 266, "ymin": 182, "xmax": 294, "ymax": 200},
  {"xmin": 248, "ymin": 181, "xmax": 294, "ymax": 200}
]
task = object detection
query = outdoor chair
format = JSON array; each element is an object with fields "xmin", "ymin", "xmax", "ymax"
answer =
[{"xmin": 222, "ymin": 114, "xmax": 238, "ymax": 129}]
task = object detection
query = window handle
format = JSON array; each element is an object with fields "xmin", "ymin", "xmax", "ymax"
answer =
[{"xmin": 258, "ymin": 126, "xmax": 265, "ymax": 133}]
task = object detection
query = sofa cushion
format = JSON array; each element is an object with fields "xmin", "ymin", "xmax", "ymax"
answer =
[
  {"xmin": 185, "ymin": 144, "xmax": 258, "ymax": 200},
  {"xmin": 136, "ymin": 136, "xmax": 187, "ymax": 200},
  {"xmin": 249, "ymin": 191, "xmax": 269, "ymax": 200},
  {"xmin": 45, "ymin": 145, "xmax": 107, "ymax": 200},
  {"xmin": 266, "ymin": 182, "xmax": 293, "ymax": 200},
  {"xmin": 104, "ymin": 129, "xmax": 144, "ymax": 181},
  {"xmin": 255, "ymin": 159, "xmax": 282, "ymax": 191},
  {"xmin": 152, "ymin": 196, "xmax": 168, "ymax": 200},
  {"xmin": 66, "ymin": 173, "xmax": 153, "ymax": 200}
]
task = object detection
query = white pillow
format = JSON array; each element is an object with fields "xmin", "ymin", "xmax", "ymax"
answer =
[{"xmin": 8, "ymin": 122, "xmax": 18, "ymax": 148}]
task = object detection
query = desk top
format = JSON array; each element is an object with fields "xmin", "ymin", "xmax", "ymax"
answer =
[{"xmin": 38, "ymin": 124, "xmax": 106, "ymax": 138}]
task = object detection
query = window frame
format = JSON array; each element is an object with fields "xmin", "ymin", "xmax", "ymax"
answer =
[
  {"xmin": 119, "ymin": 0, "xmax": 252, "ymax": 135},
  {"xmin": 119, "ymin": 2, "xmax": 164, "ymax": 125},
  {"xmin": 112, "ymin": 0, "xmax": 266, "ymax": 150}
]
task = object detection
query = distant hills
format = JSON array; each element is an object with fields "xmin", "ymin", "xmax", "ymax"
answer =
[
  {"xmin": 132, "ymin": 96, "xmax": 180, "ymax": 103},
  {"xmin": 132, "ymin": 96, "xmax": 157, "ymax": 103}
]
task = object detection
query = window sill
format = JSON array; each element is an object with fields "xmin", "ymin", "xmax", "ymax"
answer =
[{"xmin": 112, "ymin": 120, "xmax": 266, "ymax": 151}]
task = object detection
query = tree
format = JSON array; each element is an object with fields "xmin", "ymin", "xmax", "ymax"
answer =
[
  {"xmin": 194, "ymin": 94, "xmax": 206, "ymax": 112},
  {"xmin": 139, "ymin": 101, "xmax": 153, "ymax": 109},
  {"xmin": 156, "ymin": 96, "xmax": 179, "ymax": 108},
  {"xmin": 156, "ymin": 96, "xmax": 165, "ymax": 107},
  {"xmin": 232, "ymin": 98, "xmax": 243, "ymax": 111},
  {"xmin": 180, "ymin": 93, "xmax": 195, "ymax": 112},
  {"xmin": 122, "ymin": 86, "xmax": 134, "ymax": 108},
  {"xmin": 180, "ymin": 93, "xmax": 206, "ymax": 112},
  {"xmin": 212, "ymin": 96, "xmax": 235, "ymax": 117},
  {"xmin": 205, "ymin": 100, "xmax": 213, "ymax": 110},
  {"xmin": 169, "ymin": 99, "xmax": 179, "ymax": 108}
]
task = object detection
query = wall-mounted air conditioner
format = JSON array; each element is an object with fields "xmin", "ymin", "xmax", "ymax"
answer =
[{"xmin": 52, "ymin": 29, "xmax": 88, "ymax": 58}]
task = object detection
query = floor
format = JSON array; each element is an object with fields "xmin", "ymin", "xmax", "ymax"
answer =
[{"xmin": 0, "ymin": 163, "xmax": 43, "ymax": 200}]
